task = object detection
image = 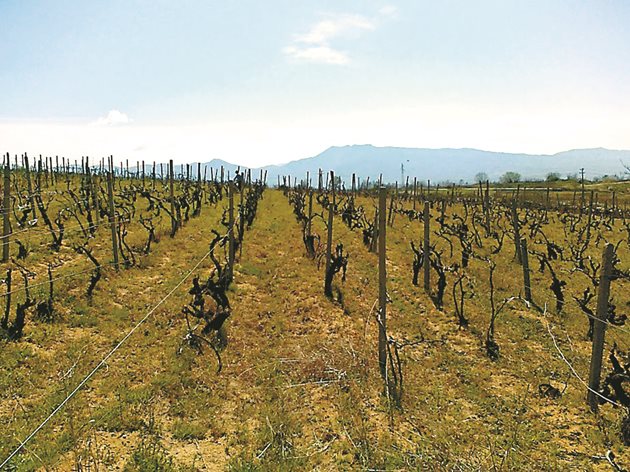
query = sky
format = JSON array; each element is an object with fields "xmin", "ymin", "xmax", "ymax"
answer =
[{"xmin": 1, "ymin": 0, "xmax": 630, "ymax": 167}]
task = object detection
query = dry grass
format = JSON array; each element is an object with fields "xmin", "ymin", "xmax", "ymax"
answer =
[{"xmin": 0, "ymin": 180, "xmax": 629, "ymax": 470}]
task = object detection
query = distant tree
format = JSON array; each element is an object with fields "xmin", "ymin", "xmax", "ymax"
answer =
[
  {"xmin": 475, "ymin": 172, "xmax": 489, "ymax": 183},
  {"xmin": 499, "ymin": 172, "xmax": 521, "ymax": 184},
  {"xmin": 566, "ymin": 173, "xmax": 578, "ymax": 181},
  {"xmin": 546, "ymin": 172, "xmax": 561, "ymax": 182}
]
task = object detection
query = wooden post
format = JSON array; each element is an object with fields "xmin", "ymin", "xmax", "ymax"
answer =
[
  {"xmin": 106, "ymin": 171, "xmax": 119, "ymax": 271},
  {"xmin": 23, "ymin": 153, "xmax": 37, "ymax": 221},
  {"xmin": 324, "ymin": 171, "xmax": 335, "ymax": 291},
  {"xmin": 546, "ymin": 186, "xmax": 551, "ymax": 210},
  {"xmin": 238, "ymin": 177, "xmax": 244, "ymax": 258},
  {"xmin": 521, "ymin": 238, "xmax": 532, "ymax": 303},
  {"xmin": 228, "ymin": 181, "xmax": 235, "ymax": 282},
  {"xmin": 378, "ymin": 186, "xmax": 388, "ymax": 378},
  {"xmin": 370, "ymin": 208, "xmax": 378, "ymax": 253},
  {"xmin": 92, "ymin": 173, "xmax": 100, "ymax": 226},
  {"xmin": 423, "ymin": 201, "xmax": 430, "ymax": 293},
  {"xmin": 169, "ymin": 160, "xmax": 177, "ymax": 236},
  {"xmin": 307, "ymin": 190, "xmax": 313, "ymax": 237},
  {"xmin": 2, "ymin": 154, "xmax": 11, "ymax": 262},
  {"xmin": 413, "ymin": 177, "xmax": 417, "ymax": 210},
  {"xmin": 511, "ymin": 200, "xmax": 522, "ymax": 264},
  {"xmin": 387, "ymin": 191, "xmax": 395, "ymax": 227},
  {"xmin": 586, "ymin": 190, "xmax": 594, "ymax": 242},
  {"xmin": 587, "ymin": 243, "xmax": 614, "ymax": 412}
]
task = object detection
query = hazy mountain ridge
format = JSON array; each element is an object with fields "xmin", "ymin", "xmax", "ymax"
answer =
[{"xmin": 202, "ymin": 145, "xmax": 630, "ymax": 184}]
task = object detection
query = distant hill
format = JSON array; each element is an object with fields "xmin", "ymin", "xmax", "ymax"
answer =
[{"xmin": 197, "ymin": 145, "xmax": 630, "ymax": 185}]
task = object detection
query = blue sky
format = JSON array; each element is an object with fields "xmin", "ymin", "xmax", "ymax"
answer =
[{"xmin": 1, "ymin": 0, "xmax": 629, "ymax": 166}]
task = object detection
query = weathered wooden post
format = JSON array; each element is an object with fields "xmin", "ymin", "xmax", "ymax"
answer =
[
  {"xmin": 106, "ymin": 170, "xmax": 119, "ymax": 271},
  {"xmin": 546, "ymin": 186, "xmax": 551, "ymax": 210},
  {"xmin": 324, "ymin": 171, "xmax": 335, "ymax": 294},
  {"xmin": 413, "ymin": 177, "xmax": 417, "ymax": 210},
  {"xmin": 587, "ymin": 243, "xmax": 614, "ymax": 412},
  {"xmin": 2, "ymin": 154, "xmax": 11, "ymax": 262},
  {"xmin": 585, "ymin": 190, "xmax": 594, "ymax": 242},
  {"xmin": 238, "ymin": 176, "xmax": 245, "ymax": 258},
  {"xmin": 378, "ymin": 186, "xmax": 388, "ymax": 378},
  {"xmin": 370, "ymin": 208, "xmax": 378, "ymax": 254},
  {"xmin": 511, "ymin": 200, "xmax": 522, "ymax": 264},
  {"xmin": 23, "ymin": 153, "xmax": 37, "ymax": 221},
  {"xmin": 387, "ymin": 190, "xmax": 395, "ymax": 227},
  {"xmin": 521, "ymin": 238, "xmax": 532, "ymax": 303},
  {"xmin": 92, "ymin": 173, "xmax": 100, "ymax": 226},
  {"xmin": 423, "ymin": 201, "xmax": 430, "ymax": 293},
  {"xmin": 484, "ymin": 181, "xmax": 491, "ymax": 236},
  {"xmin": 228, "ymin": 181, "xmax": 235, "ymax": 282},
  {"xmin": 169, "ymin": 159, "xmax": 177, "ymax": 237},
  {"xmin": 307, "ymin": 190, "xmax": 313, "ymax": 237}
]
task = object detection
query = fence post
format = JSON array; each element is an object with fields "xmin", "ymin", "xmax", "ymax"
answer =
[
  {"xmin": 378, "ymin": 186, "xmax": 388, "ymax": 378},
  {"xmin": 2, "ymin": 154, "xmax": 11, "ymax": 262},
  {"xmin": 92, "ymin": 173, "xmax": 100, "ymax": 226},
  {"xmin": 169, "ymin": 159, "xmax": 177, "ymax": 237},
  {"xmin": 587, "ymin": 243, "xmax": 614, "ymax": 412},
  {"xmin": 324, "ymin": 171, "xmax": 335, "ymax": 293},
  {"xmin": 388, "ymin": 191, "xmax": 395, "ymax": 227},
  {"xmin": 370, "ymin": 208, "xmax": 378, "ymax": 253},
  {"xmin": 307, "ymin": 190, "xmax": 313, "ymax": 237},
  {"xmin": 521, "ymin": 238, "xmax": 532, "ymax": 303},
  {"xmin": 511, "ymin": 200, "xmax": 522, "ymax": 264},
  {"xmin": 413, "ymin": 177, "xmax": 417, "ymax": 210},
  {"xmin": 228, "ymin": 181, "xmax": 235, "ymax": 283},
  {"xmin": 106, "ymin": 171, "xmax": 119, "ymax": 271},
  {"xmin": 24, "ymin": 153, "xmax": 37, "ymax": 221},
  {"xmin": 238, "ymin": 178, "xmax": 245, "ymax": 258},
  {"xmin": 423, "ymin": 201, "xmax": 430, "ymax": 293},
  {"xmin": 585, "ymin": 190, "xmax": 594, "ymax": 242}
]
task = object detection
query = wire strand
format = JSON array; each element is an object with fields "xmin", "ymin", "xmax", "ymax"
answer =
[{"xmin": 0, "ymin": 249, "xmax": 212, "ymax": 469}]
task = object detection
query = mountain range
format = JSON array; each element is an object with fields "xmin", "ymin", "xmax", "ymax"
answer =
[{"xmin": 199, "ymin": 145, "xmax": 630, "ymax": 185}]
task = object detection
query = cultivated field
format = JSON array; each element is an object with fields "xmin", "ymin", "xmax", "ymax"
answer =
[{"xmin": 1, "ymin": 158, "xmax": 630, "ymax": 471}]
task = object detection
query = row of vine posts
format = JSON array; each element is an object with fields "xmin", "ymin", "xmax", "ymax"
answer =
[{"xmin": 282, "ymin": 167, "xmax": 629, "ymax": 437}]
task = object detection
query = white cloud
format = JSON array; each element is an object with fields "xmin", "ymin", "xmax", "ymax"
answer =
[
  {"xmin": 91, "ymin": 109, "xmax": 131, "ymax": 126},
  {"xmin": 295, "ymin": 14, "xmax": 375, "ymax": 45},
  {"xmin": 283, "ymin": 45, "xmax": 349, "ymax": 65},
  {"xmin": 283, "ymin": 9, "xmax": 393, "ymax": 65},
  {"xmin": 378, "ymin": 5, "xmax": 399, "ymax": 18}
]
